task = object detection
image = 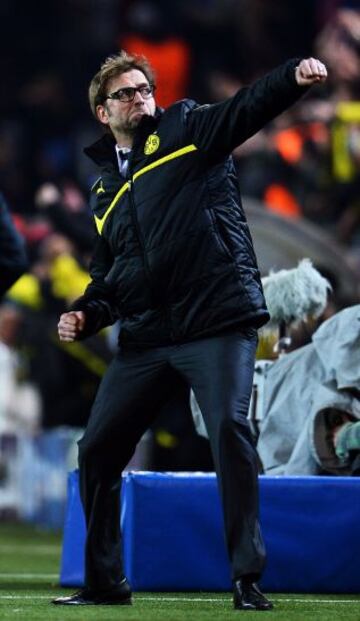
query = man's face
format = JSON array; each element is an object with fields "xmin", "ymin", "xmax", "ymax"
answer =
[{"xmin": 96, "ymin": 69, "xmax": 156, "ymax": 138}]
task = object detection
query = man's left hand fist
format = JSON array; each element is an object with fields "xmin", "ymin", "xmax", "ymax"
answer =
[{"xmin": 295, "ymin": 58, "xmax": 328, "ymax": 86}]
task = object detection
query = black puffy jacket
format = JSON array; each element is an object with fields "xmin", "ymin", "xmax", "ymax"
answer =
[{"xmin": 75, "ymin": 59, "xmax": 306, "ymax": 348}]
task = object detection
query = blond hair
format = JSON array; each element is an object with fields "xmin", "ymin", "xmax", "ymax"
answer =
[{"xmin": 88, "ymin": 50, "xmax": 156, "ymax": 118}]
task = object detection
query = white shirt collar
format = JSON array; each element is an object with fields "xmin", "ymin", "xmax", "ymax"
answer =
[{"xmin": 115, "ymin": 145, "xmax": 131, "ymax": 176}]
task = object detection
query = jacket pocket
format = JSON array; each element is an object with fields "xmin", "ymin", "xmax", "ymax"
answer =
[{"xmin": 208, "ymin": 208, "xmax": 234, "ymax": 261}]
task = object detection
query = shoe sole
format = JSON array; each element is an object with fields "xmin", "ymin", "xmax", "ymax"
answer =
[
  {"xmin": 52, "ymin": 597, "xmax": 132, "ymax": 606},
  {"xmin": 234, "ymin": 604, "xmax": 273, "ymax": 611}
]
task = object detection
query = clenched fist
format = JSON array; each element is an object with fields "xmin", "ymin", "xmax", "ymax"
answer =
[
  {"xmin": 295, "ymin": 58, "xmax": 327, "ymax": 86},
  {"xmin": 58, "ymin": 310, "xmax": 86, "ymax": 342}
]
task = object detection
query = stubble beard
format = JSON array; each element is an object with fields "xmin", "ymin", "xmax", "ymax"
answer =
[{"xmin": 114, "ymin": 115, "xmax": 147, "ymax": 139}]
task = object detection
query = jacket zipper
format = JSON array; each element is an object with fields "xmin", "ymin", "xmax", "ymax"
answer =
[
  {"xmin": 127, "ymin": 178, "xmax": 153, "ymax": 288},
  {"xmin": 128, "ymin": 172, "xmax": 173, "ymax": 340}
]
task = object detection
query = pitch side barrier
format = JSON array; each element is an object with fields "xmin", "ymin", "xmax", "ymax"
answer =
[{"xmin": 60, "ymin": 471, "xmax": 360, "ymax": 593}]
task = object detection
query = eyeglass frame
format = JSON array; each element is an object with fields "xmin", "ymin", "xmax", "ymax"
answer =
[{"xmin": 104, "ymin": 84, "xmax": 156, "ymax": 103}]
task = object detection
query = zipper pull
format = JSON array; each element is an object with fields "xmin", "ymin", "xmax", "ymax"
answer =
[{"xmin": 128, "ymin": 179, "xmax": 132, "ymax": 191}]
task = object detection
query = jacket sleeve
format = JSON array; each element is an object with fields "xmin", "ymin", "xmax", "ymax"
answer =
[
  {"xmin": 69, "ymin": 234, "xmax": 120, "ymax": 338},
  {"xmin": 185, "ymin": 58, "xmax": 307, "ymax": 159},
  {"xmin": 0, "ymin": 194, "xmax": 28, "ymax": 299}
]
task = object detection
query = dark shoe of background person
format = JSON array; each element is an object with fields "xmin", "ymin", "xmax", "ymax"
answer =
[
  {"xmin": 233, "ymin": 578, "xmax": 273, "ymax": 610},
  {"xmin": 52, "ymin": 578, "xmax": 132, "ymax": 605}
]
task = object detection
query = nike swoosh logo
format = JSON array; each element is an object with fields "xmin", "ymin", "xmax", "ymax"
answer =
[{"xmin": 94, "ymin": 181, "xmax": 129, "ymax": 234}]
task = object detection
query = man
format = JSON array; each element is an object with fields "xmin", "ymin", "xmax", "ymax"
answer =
[
  {"xmin": 0, "ymin": 193, "xmax": 28, "ymax": 299},
  {"xmin": 54, "ymin": 51, "xmax": 327, "ymax": 610}
]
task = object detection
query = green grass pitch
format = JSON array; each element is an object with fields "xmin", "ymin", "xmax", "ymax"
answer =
[{"xmin": 0, "ymin": 522, "xmax": 359, "ymax": 620}]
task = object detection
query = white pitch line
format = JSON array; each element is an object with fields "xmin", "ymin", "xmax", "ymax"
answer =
[
  {"xmin": 140, "ymin": 597, "xmax": 359, "ymax": 604},
  {"xmin": 0, "ymin": 573, "xmax": 58, "ymax": 579},
  {"xmin": 0, "ymin": 595, "xmax": 359, "ymax": 604}
]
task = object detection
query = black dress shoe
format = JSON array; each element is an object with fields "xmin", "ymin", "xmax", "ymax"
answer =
[
  {"xmin": 233, "ymin": 578, "xmax": 273, "ymax": 611},
  {"xmin": 52, "ymin": 578, "xmax": 132, "ymax": 605}
]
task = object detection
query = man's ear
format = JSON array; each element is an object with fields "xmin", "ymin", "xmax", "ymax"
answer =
[{"xmin": 96, "ymin": 104, "xmax": 109, "ymax": 126}]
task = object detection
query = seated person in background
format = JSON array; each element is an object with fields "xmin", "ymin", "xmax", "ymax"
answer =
[{"xmin": 255, "ymin": 304, "xmax": 360, "ymax": 476}]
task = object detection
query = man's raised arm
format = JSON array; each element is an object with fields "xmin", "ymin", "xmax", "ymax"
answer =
[{"xmin": 185, "ymin": 57, "xmax": 327, "ymax": 160}]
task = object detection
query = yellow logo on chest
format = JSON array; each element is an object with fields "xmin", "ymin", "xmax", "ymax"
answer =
[
  {"xmin": 96, "ymin": 180, "xmax": 105, "ymax": 194},
  {"xmin": 144, "ymin": 134, "xmax": 160, "ymax": 155}
]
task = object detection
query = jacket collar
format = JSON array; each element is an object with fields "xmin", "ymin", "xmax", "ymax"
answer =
[{"xmin": 84, "ymin": 107, "xmax": 163, "ymax": 167}]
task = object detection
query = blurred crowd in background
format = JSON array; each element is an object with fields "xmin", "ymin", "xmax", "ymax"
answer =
[{"xmin": 1, "ymin": 0, "xmax": 360, "ymax": 526}]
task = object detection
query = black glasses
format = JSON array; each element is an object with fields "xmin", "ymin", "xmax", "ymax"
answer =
[{"xmin": 105, "ymin": 85, "xmax": 155, "ymax": 103}]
